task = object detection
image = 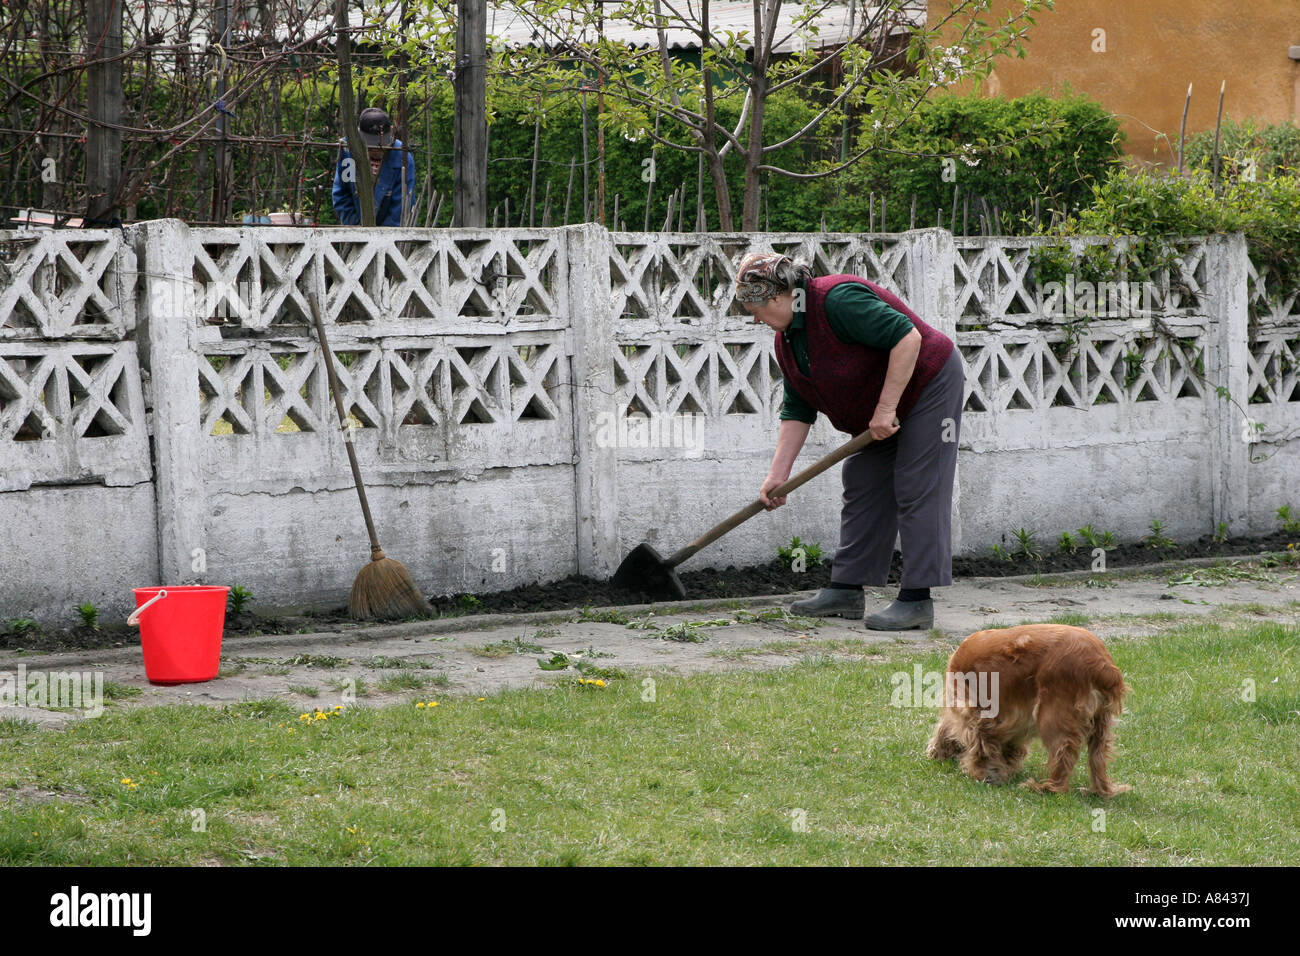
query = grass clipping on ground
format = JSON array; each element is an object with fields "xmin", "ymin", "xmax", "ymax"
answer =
[{"xmin": 0, "ymin": 619, "xmax": 1296, "ymax": 866}]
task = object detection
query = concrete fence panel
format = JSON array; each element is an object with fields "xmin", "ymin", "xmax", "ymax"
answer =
[
  {"xmin": 0, "ymin": 229, "xmax": 155, "ymax": 621},
  {"xmin": 1, "ymin": 221, "xmax": 1296, "ymax": 621}
]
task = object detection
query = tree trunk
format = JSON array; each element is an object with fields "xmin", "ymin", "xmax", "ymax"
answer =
[
  {"xmin": 704, "ymin": 147, "xmax": 732, "ymax": 232},
  {"xmin": 699, "ymin": 0, "xmax": 734, "ymax": 231},
  {"xmin": 209, "ymin": 0, "xmax": 232, "ymax": 222},
  {"xmin": 454, "ymin": 0, "xmax": 487, "ymax": 227},
  {"xmin": 336, "ymin": 0, "xmax": 375, "ymax": 225},
  {"xmin": 742, "ymin": 71, "xmax": 766, "ymax": 232},
  {"xmin": 85, "ymin": 0, "xmax": 123, "ymax": 222}
]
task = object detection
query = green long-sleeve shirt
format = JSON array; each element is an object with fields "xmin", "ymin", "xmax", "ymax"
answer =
[{"xmin": 778, "ymin": 279, "xmax": 916, "ymax": 424}]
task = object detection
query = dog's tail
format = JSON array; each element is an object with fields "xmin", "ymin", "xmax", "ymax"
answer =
[
  {"xmin": 1093, "ymin": 658, "xmax": 1129, "ymax": 718},
  {"xmin": 1087, "ymin": 661, "xmax": 1130, "ymax": 797},
  {"xmin": 1097, "ymin": 658, "xmax": 1128, "ymax": 717}
]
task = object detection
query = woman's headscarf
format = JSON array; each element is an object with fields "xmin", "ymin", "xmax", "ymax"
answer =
[{"xmin": 734, "ymin": 252, "xmax": 813, "ymax": 304}]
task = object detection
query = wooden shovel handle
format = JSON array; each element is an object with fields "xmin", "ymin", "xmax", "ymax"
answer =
[{"xmin": 664, "ymin": 423, "xmax": 895, "ymax": 568}]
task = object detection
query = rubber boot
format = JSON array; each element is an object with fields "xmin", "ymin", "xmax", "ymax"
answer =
[
  {"xmin": 864, "ymin": 599, "xmax": 934, "ymax": 631},
  {"xmin": 790, "ymin": 587, "xmax": 864, "ymax": 619}
]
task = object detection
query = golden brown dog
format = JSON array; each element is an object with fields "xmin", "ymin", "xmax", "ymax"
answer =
[{"xmin": 926, "ymin": 624, "xmax": 1130, "ymax": 796}]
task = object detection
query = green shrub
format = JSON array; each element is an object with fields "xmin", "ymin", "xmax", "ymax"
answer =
[
  {"xmin": 833, "ymin": 91, "xmax": 1124, "ymax": 234},
  {"xmin": 466, "ymin": 84, "xmax": 827, "ymax": 232},
  {"xmin": 340, "ymin": 87, "xmax": 1120, "ymax": 235},
  {"xmin": 1184, "ymin": 118, "xmax": 1300, "ymax": 182},
  {"xmin": 1064, "ymin": 166, "xmax": 1300, "ymax": 301}
]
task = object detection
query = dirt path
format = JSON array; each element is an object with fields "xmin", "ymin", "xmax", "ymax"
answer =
[{"xmin": 3, "ymin": 557, "xmax": 1297, "ymax": 728}]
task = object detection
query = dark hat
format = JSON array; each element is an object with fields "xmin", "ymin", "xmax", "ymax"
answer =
[{"xmin": 358, "ymin": 107, "xmax": 395, "ymax": 148}]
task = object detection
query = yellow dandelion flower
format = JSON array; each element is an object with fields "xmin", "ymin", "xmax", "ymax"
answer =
[
  {"xmin": 417, "ymin": 702, "xmax": 426, "ymax": 708},
  {"xmin": 594, "ymin": 680, "xmax": 606, "ymax": 687},
  {"xmin": 429, "ymin": 701, "xmax": 439, "ymax": 707},
  {"xmin": 477, "ymin": 697, "xmax": 485, "ymax": 702},
  {"xmin": 120, "ymin": 778, "xmax": 131, "ymax": 785}
]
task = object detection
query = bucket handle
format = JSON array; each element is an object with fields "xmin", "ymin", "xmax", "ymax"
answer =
[{"xmin": 127, "ymin": 589, "xmax": 168, "ymax": 627}]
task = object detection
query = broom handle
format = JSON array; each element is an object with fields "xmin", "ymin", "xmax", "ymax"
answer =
[
  {"xmin": 308, "ymin": 293, "xmax": 384, "ymax": 558},
  {"xmin": 664, "ymin": 423, "xmax": 894, "ymax": 568}
]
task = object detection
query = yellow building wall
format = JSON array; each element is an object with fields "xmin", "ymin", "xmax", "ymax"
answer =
[{"xmin": 929, "ymin": 0, "xmax": 1300, "ymax": 163}]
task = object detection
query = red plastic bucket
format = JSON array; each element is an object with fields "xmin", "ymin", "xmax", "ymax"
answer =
[{"xmin": 130, "ymin": 586, "xmax": 229, "ymax": 685}]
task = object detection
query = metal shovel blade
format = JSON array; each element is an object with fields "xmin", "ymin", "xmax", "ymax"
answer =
[{"xmin": 610, "ymin": 543, "xmax": 687, "ymax": 601}]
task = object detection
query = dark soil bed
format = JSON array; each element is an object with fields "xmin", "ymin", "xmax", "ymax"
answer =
[
  {"xmin": 5, "ymin": 522, "xmax": 1294, "ymax": 658},
  {"xmin": 4, "ymin": 530, "xmax": 1296, "ymax": 654},
  {"xmin": 419, "ymin": 528, "xmax": 1299, "ymax": 615}
]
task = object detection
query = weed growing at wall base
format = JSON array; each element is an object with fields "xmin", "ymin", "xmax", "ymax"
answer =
[
  {"xmin": 1277, "ymin": 506, "xmax": 1300, "ymax": 535},
  {"xmin": 778, "ymin": 536, "xmax": 826, "ymax": 572}
]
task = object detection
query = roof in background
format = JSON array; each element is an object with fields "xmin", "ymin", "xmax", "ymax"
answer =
[
  {"xmin": 112, "ymin": 1, "xmax": 926, "ymax": 57},
  {"xmin": 486, "ymin": 2, "xmax": 927, "ymax": 53}
]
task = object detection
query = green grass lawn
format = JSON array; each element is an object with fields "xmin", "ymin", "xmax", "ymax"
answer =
[{"xmin": 1, "ymin": 619, "xmax": 1296, "ymax": 865}]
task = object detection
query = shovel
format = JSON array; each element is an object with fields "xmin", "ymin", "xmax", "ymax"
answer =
[{"xmin": 611, "ymin": 423, "xmax": 896, "ymax": 601}]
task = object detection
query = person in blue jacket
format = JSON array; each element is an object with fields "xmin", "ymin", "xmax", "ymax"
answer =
[{"xmin": 332, "ymin": 107, "xmax": 417, "ymax": 227}]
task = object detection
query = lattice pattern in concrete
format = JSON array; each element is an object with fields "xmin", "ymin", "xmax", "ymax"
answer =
[
  {"xmin": 198, "ymin": 338, "xmax": 564, "ymax": 438},
  {"xmin": 608, "ymin": 232, "xmax": 913, "ymax": 327},
  {"xmin": 958, "ymin": 330, "xmax": 1206, "ymax": 413},
  {"xmin": 953, "ymin": 238, "xmax": 1211, "ymax": 328},
  {"xmin": 611, "ymin": 335, "xmax": 783, "ymax": 422},
  {"xmin": 186, "ymin": 229, "xmax": 565, "ymax": 329},
  {"xmin": 0, "ymin": 231, "xmax": 133, "ymax": 340}
]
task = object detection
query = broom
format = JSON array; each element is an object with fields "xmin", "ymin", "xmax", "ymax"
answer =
[{"xmin": 308, "ymin": 293, "xmax": 434, "ymax": 620}]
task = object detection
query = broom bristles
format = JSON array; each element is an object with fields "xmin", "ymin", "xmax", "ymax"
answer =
[{"xmin": 349, "ymin": 555, "xmax": 433, "ymax": 621}]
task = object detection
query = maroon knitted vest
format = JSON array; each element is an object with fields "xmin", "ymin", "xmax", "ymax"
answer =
[{"xmin": 774, "ymin": 275, "xmax": 954, "ymax": 434}]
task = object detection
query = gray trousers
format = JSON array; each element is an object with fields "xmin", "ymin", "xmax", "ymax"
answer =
[{"xmin": 829, "ymin": 348, "xmax": 964, "ymax": 589}]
